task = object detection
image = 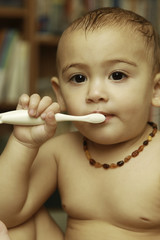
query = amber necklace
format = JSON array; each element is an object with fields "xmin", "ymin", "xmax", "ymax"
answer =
[{"xmin": 83, "ymin": 122, "xmax": 157, "ymax": 169}]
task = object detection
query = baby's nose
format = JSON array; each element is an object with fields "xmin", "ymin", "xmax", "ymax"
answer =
[{"xmin": 86, "ymin": 80, "xmax": 108, "ymax": 103}]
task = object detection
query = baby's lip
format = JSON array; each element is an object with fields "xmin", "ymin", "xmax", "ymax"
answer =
[
  {"xmin": 91, "ymin": 111, "xmax": 114, "ymax": 123},
  {"xmin": 92, "ymin": 111, "xmax": 114, "ymax": 117}
]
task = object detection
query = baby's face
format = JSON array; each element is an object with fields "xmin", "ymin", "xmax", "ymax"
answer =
[{"xmin": 56, "ymin": 27, "xmax": 155, "ymax": 144}]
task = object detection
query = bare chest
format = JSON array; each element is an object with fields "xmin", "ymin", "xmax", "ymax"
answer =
[{"xmin": 58, "ymin": 150, "xmax": 160, "ymax": 230}]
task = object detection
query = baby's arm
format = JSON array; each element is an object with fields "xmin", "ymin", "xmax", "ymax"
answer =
[{"xmin": 0, "ymin": 94, "xmax": 59, "ymax": 227}]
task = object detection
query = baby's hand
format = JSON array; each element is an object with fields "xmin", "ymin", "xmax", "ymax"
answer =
[{"xmin": 13, "ymin": 94, "xmax": 60, "ymax": 148}]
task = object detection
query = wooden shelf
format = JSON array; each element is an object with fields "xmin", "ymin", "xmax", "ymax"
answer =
[
  {"xmin": 36, "ymin": 34, "xmax": 60, "ymax": 46},
  {"xmin": 0, "ymin": 2, "xmax": 59, "ymax": 112},
  {"xmin": 0, "ymin": 103, "xmax": 16, "ymax": 112},
  {"xmin": 0, "ymin": 7, "xmax": 27, "ymax": 18}
]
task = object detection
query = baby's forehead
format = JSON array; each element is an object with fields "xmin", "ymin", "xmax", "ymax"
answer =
[
  {"xmin": 56, "ymin": 26, "xmax": 151, "ymax": 75},
  {"xmin": 57, "ymin": 25, "xmax": 146, "ymax": 56}
]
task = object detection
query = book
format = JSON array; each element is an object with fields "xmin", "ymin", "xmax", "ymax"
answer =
[
  {"xmin": 0, "ymin": 29, "xmax": 30, "ymax": 103},
  {"xmin": 5, "ymin": 39, "xmax": 30, "ymax": 103},
  {"xmin": 0, "ymin": 29, "xmax": 19, "ymax": 101}
]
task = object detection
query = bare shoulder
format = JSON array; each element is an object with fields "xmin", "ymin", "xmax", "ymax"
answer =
[
  {"xmin": 39, "ymin": 131, "xmax": 82, "ymax": 157},
  {"xmin": 54, "ymin": 131, "xmax": 82, "ymax": 146}
]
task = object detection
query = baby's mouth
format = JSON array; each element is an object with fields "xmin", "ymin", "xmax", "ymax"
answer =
[{"xmin": 92, "ymin": 111, "xmax": 114, "ymax": 122}]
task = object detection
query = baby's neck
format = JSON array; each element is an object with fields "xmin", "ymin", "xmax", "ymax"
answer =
[{"xmin": 83, "ymin": 122, "xmax": 157, "ymax": 169}]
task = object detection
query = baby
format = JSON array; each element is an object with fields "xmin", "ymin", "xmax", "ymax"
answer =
[{"xmin": 0, "ymin": 7, "xmax": 160, "ymax": 240}]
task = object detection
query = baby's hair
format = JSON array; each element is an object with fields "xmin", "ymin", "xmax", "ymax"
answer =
[{"xmin": 65, "ymin": 7, "xmax": 160, "ymax": 75}]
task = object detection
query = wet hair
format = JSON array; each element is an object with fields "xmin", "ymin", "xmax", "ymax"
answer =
[{"xmin": 61, "ymin": 7, "xmax": 160, "ymax": 75}]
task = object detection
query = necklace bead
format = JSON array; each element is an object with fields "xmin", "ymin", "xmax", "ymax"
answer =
[{"xmin": 83, "ymin": 122, "xmax": 157, "ymax": 170}]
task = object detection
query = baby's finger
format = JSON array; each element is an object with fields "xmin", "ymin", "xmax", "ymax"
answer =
[
  {"xmin": 41, "ymin": 102, "xmax": 60, "ymax": 120},
  {"xmin": 28, "ymin": 94, "xmax": 41, "ymax": 117},
  {"xmin": 16, "ymin": 94, "xmax": 30, "ymax": 110},
  {"xmin": 36, "ymin": 96, "xmax": 53, "ymax": 116},
  {"xmin": 42, "ymin": 111, "xmax": 58, "ymax": 139}
]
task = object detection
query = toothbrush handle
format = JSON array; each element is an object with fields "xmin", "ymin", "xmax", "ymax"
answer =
[
  {"xmin": 0, "ymin": 110, "xmax": 45, "ymax": 125},
  {"xmin": 0, "ymin": 110, "xmax": 78, "ymax": 125}
]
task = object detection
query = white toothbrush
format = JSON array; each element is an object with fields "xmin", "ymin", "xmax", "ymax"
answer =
[{"xmin": 0, "ymin": 110, "xmax": 105, "ymax": 125}]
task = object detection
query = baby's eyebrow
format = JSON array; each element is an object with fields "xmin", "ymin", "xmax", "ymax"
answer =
[
  {"xmin": 62, "ymin": 63, "xmax": 86, "ymax": 74},
  {"xmin": 61, "ymin": 59, "xmax": 137, "ymax": 75},
  {"xmin": 107, "ymin": 59, "xmax": 138, "ymax": 67}
]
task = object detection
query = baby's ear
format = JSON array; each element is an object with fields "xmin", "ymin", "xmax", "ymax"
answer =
[
  {"xmin": 51, "ymin": 77, "xmax": 66, "ymax": 112},
  {"xmin": 152, "ymin": 73, "xmax": 160, "ymax": 107}
]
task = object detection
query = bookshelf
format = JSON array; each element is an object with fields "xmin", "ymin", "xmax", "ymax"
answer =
[
  {"xmin": 0, "ymin": 1, "xmax": 32, "ymax": 109},
  {"xmin": 0, "ymin": 0, "xmax": 58, "ymax": 108}
]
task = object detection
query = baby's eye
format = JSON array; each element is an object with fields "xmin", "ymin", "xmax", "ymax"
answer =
[
  {"xmin": 70, "ymin": 74, "xmax": 87, "ymax": 83},
  {"xmin": 109, "ymin": 71, "xmax": 127, "ymax": 81}
]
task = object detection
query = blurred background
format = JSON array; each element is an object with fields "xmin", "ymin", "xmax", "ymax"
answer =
[{"xmin": 0, "ymin": 0, "xmax": 159, "ymax": 232}]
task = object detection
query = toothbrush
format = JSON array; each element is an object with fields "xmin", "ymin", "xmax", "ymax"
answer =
[{"xmin": 0, "ymin": 110, "xmax": 105, "ymax": 125}]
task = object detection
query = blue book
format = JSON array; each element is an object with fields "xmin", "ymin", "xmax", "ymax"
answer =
[
  {"xmin": 0, "ymin": 30, "xmax": 18, "ymax": 69},
  {"xmin": 113, "ymin": 0, "xmax": 120, "ymax": 7}
]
